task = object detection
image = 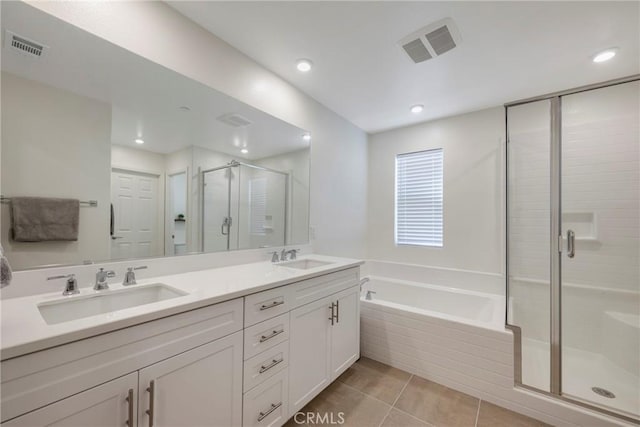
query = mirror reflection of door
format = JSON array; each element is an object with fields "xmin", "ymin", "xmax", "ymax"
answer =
[
  {"xmin": 110, "ymin": 169, "xmax": 162, "ymax": 260},
  {"xmin": 166, "ymin": 171, "xmax": 188, "ymax": 256},
  {"xmin": 237, "ymin": 165, "xmax": 287, "ymax": 250},
  {"xmin": 203, "ymin": 168, "xmax": 233, "ymax": 252}
]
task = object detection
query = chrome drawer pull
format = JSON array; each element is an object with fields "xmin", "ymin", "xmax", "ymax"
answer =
[
  {"xmin": 260, "ymin": 300, "xmax": 284, "ymax": 311},
  {"xmin": 146, "ymin": 380, "xmax": 155, "ymax": 427},
  {"xmin": 328, "ymin": 303, "xmax": 335, "ymax": 325},
  {"xmin": 125, "ymin": 388, "xmax": 134, "ymax": 427},
  {"xmin": 260, "ymin": 329, "xmax": 284, "ymax": 343},
  {"xmin": 258, "ymin": 402, "xmax": 282, "ymax": 422},
  {"xmin": 259, "ymin": 358, "xmax": 284, "ymax": 373}
]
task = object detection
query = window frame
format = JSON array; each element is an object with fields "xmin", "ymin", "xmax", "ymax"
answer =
[{"xmin": 394, "ymin": 148, "xmax": 444, "ymax": 248}]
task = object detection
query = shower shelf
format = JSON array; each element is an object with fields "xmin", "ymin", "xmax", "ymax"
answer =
[{"xmin": 562, "ymin": 212, "xmax": 598, "ymax": 241}]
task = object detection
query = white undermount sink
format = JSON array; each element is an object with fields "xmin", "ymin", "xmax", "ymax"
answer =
[
  {"xmin": 38, "ymin": 283, "xmax": 188, "ymax": 325},
  {"xmin": 278, "ymin": 259, "xmax": 333, "ymax": 270}
]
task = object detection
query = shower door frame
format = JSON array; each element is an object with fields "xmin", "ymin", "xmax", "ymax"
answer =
[
  {"xmin": 200, "ymin": 160, "xmax": 290, "ymax": 252},
  {"xmin": 505, "ymin": 74, "xmax": 640, "ymax": 423}
]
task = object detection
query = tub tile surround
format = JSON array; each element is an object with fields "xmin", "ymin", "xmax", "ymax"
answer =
[{"xmin": 287, "ymin": 357, "xmax": 548, "ymax": 427}]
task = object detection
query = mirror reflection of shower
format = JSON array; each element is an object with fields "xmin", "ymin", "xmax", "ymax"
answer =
[{"xmin": 201, "ymin": 160, "xmax": 288, "ymax": 253}]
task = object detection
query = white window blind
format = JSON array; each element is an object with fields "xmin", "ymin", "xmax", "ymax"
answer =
[{"xmin": 395, "ymin": 148, "xmax": 443, "ymax": 247}]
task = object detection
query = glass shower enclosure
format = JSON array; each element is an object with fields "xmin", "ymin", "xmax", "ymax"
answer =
[
  {"xmin": 201, "ymin": 160, "xmax": 288, "ymax": 252},
  {"xmin": 506, "ymin": 77, "xmax": 639, "ymax": 422}
]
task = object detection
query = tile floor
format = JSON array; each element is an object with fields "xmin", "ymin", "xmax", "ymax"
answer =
[{"xmin": 285, "ymin": 357, "xmax": 551, "ymax": 427}]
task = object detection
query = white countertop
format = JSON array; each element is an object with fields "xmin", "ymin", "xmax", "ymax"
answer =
[{"xmin": 1, "ymin": 255, "xmax": 363, "ymax": 360}]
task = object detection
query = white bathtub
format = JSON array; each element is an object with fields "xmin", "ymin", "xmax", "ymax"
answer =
[
  {"xmin": 361, "ymin": 276, "xmax": 505, "ymax": 330},
  {"xmin": 360, "ymin": 275, "xmax": 515, "ymax": 419}
]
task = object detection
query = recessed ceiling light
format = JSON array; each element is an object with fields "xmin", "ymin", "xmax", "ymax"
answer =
[
  {"xmin": 241, "ymin": 148, "xmax": 249, "ymax": 154},
  {"xmin": 593, "ymin": 48, "xmax": 618, "ymax": 63},
  {"xmin": 296, "ymin": 59, "xmax": 313, "ymax": 72},
  {"xmin": 410, "ymin": 104, "xmax": 424, "ymax": 114},
  {"xmin": 135, "ymin": 138, "xmax": 145, "ymax": 145},
  {"xmin": 302, "ymin": 133, "xmax": 312, "ymax": 142}
]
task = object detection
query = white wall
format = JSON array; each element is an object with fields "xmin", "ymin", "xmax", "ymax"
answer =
[
  {"xmin": 111, "ymin": 145, "xmax": 166, "ymax": 176},
  {"xmin": 27, "ymin": 1, "xmax": 368, "ymax": 260},
  {"xmin": 367, "ymin": 107, "xmax": 504, "ymax": 277},
  {"xmin": 1, "ymin": 72, "xmax": 112, "ymax": 270}
]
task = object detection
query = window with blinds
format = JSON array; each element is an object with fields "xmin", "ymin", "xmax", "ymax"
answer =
[{"xmin": 395, "ymin": 148, "xmax": 443, "ymax": 247}]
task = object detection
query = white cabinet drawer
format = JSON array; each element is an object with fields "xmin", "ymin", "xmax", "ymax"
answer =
[
  {"xmin": 245, "ymin": 286, "xmax": 292, "ymax": 327},
  {"xmin": 244, "ymin": 313, "xmax": 290, "ymax": 360},
  {"xmin": 243, "ymin": 370, "xmax": 289, "ymax": 427},
  {"xmin": 244, "ymin": 341, "xmax": 289, "ymax": 392},
  {"xmin": 290, "ymin": 267, "xmax": 359, "ymax": 309}
]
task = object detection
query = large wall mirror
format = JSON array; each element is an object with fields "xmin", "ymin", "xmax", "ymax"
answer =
[{"xmin": 0, "ymin": 2, "xmax": 310, "ymax": 271}]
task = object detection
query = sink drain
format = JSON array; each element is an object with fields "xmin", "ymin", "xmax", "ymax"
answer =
[{"xmin": 592, "ymin": 387, "xmax": 615, "ymax": 399}]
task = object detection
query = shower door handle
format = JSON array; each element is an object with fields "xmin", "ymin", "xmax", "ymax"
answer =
[
  {"xmin": 221, "ymin": 216, "xmax": 232, "ymax": 235},
  {"xmin": 567, "ymin": 230, "xmax": 575, "ymax": 258}
]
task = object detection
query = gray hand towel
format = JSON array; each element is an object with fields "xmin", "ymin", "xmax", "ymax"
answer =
[
  {"xmin": 11, "ymin": 197, "xmax": 80, "ymax": 242},
  {"xmin": 0, "ymin": 243, "xmax": 12, "ymax": 288}
]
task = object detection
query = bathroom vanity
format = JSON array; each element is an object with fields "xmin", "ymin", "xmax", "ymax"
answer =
[{"xmin": 0, "ymin": 256, "xmax": 362, "ymax": 427}]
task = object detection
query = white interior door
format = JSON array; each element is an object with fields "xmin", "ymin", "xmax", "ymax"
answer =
[{"xmin": 111, "ymin": 169, "xmax": 161, "ymax": 260}]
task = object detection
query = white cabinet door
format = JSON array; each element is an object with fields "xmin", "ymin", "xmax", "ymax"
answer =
[
  {"xmin": 330, "ymin": 285, "xmax": 360, "ymax": 380},
  {"xmin": 4, "ymin": 372, "xmax": 137, "ymax": 427},
  {"xmin": 138, "ymin": 331, "xmax": 243, "ymax": 427},
  {"xmin": 288, "ymin": 296, "xmax": 332, "ymax": 416}
]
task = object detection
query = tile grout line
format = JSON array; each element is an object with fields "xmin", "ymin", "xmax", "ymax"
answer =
[
  {"xmin": 334, "ymin": 381, "xmax": 393, "ymax": 427},
  {"xmin": 392, "ymin": 374, "xmax": 413, "ymax": 406},
  {"xmin": 377, "ymin": 374, "xmax": 413, "ymax": 427},
  {"xmin": 475, "ymin": 398, "xmax": 482, "ymax": 427},
  {"xmin": 339, "ymin": 381, "xmax": 392, "ymax": 407},
  {"xmin": 390, "ymin": 405, "xmax": 438, "ymax": 427}
]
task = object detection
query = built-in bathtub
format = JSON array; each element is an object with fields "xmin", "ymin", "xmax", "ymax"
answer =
[
  {"xmin": 361, "ymin": 276, "xmax": 504, "ymax": 330},
  {"xmin": 358, "ymin": 268, "xmax": 637, "ymax": 426},
  {"xmin": 360, "ymin": 274, "xmax": 515, "ymax": 399}
]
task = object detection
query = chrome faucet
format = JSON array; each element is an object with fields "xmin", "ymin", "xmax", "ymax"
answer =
[
  {"xmin": 271, "ymin": 251, "xmax": 280, "ymax": 263},
  {"xmin": 94, "ymin": 268, "xmax": 115, "ymax": 291},
  {"xmin": 365, "ymin": 290, "xmax": 377, "ymax": 301},
  {"xmin": 123, "ymin": 265, "xmax": 147, "ymax": 286},
  {"xmin": 47, "ymin": 273, "xmax": 79, "ymax": 296},
  {"xmin": 279, "ymin": 248, "xmax": 300, "ymax": 262}
]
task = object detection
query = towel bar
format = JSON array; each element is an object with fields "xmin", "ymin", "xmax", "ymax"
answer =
[{"xmin": 0, "ymin": 196, "xmax": 97, "ymax": 207}]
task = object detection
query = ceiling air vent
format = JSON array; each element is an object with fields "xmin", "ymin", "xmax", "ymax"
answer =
[
  {"xmin": 399, "ymin": 18, "xmax": 461, "ymax": 64},
  {"xmin": 217, "ymin": 113, "xmax": 253, "ymax": 128},
  {"xmin": 402, "ymin": 38, "xmax": 432, "ymax": 63},
  {"xmin": 4, "ymin": 30, "xmax": 48, "ymax": 58}
]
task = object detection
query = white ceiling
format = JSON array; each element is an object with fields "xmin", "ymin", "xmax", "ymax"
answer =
[
  {"xmin": 1, "ymin": 1, "xmax": 308, "ymax": 159},
  {"xmin": 168, "ymin": 1, "xmax": 640, "ymax": 133}
]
